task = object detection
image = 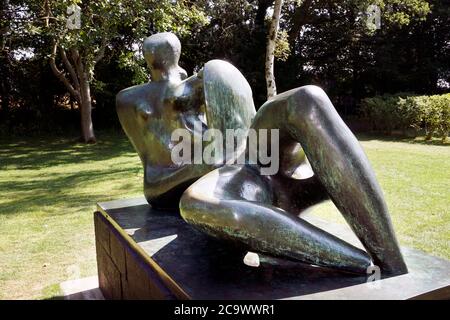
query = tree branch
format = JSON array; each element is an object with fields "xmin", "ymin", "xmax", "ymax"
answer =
[
  {"xmin": 288, "ymin": 0, "xmax": 312, "ymax": 47},
  {"xmin": 265, "ymin": 0, "xmax": 283, "ymax": 99},
  {"xmin": 93, "ymin": 36, "xmax": 107, "ymax": 65},
  {"xmin": 71, "ymin": 48, "xmax": 84, "ymax": 82},
  {"xmin": 59, "ymin": 47, "xmax": 80, "ymax": 91},
  {"xmin": 70, "ymin": 48, "xmax": 88, "ymax": 99},
  {"xmin": 49, "ymin": 41, "xmax": 80, "ymax": 102}
]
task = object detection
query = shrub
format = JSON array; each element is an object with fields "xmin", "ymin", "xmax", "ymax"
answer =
[{"xmin": 361, "ymin": 93, "xmax": 450, "ymax": 141}]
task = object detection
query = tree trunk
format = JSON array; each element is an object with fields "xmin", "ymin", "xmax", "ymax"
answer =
[
  {"xmin": 0, "ymin": 0, "xmax": 11, "ymax": 119},
  {"xmin": 50, "ymin": 44, "xmax": 96, "ymax": 143},
  {"xmin": 72, "ymin": 50, "xmax": 96, "ymax": 143},
  {"xmin": 265, "ymin": 0, "xmax": 283, "ymax": 99},
  {"xmin": 0, "ymin": 58, "xmax": 10, "ymax": 117},
  {"xmin": 79, "ymin": 71, "xmax": 96, "ymax": 143}
]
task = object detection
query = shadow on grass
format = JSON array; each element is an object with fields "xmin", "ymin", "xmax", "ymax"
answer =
[
  {"xmin": 356, "ymin": 133, "xmax": 449, "ymax": 146},
  {"xmin": 0, "ymin": 167, "xmax": 141, "ymax": 216},
  {"xmin": 0, "ymin": 131, "xmax": 137, "ymax": 170},
  {"xmin": 0, "ymin": 131, "xmax": 142, "ymax": 216}
]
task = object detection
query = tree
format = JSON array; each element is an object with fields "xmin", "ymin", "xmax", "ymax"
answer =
[
  {"xmin": 0, "ymin": 0, "xmax": 12, "ymax": 118},
  {"xmin": 37, "ymin": 0, "xmax": 207, "ymax": 142},
  {"xmin": 276, "ymin": 0, "xmax": 431, "ymax": 112},
  {"xmin": 1, "ymin": 0, "xmax": 443, "ymax": 136},
  {"xmin": 176, "ymin": 0, "xmax": 272, "ymax": 106},
  {"xmin": 265, "ymin": 0, "xmax": 284, "ymax": 98}
]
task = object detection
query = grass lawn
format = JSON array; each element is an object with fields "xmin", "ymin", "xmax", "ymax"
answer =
[{"xmin": 0, "ymin": 132, "xmax": 449, "ymax": 299}]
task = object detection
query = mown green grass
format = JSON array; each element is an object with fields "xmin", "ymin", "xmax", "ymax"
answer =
[
  {"xmin": 0, "ymin": 132, "xmax": 143, "ymax": 299},
  {"xmin": 313, "ymin": 134, "xmax": 450, "ymax": 261},
  {"xmin": 0, "ymin": 132, "xmax": 449, "ymax": 299}
]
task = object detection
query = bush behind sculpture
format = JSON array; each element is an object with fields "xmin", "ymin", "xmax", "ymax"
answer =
[{"xmin": 361, "ymin": 93, "xmax": 450, "ymax": 141}]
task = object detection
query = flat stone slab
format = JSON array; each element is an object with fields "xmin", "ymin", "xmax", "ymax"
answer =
[
  {"xmin": 60, "ymin": 276, "xmax": 104, "ymax": 300},
  {"xmin": 95, "ymin": 197, "xmax": 450, "ymax": 300}
]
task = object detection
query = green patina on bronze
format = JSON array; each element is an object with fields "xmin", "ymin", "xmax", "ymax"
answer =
[{"xmin": 117, "ymin": 32, "xmax": 408, "ymax": 276}]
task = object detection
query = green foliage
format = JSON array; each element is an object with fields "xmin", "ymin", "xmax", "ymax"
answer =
[
  {"xmin": 1, "ymin": 0, "xmax": 209, "ymax": 136},
  {"xmin": 361, "ymin": 93, "xmax": 450, "ymax": 141},
  {"xmin": 423, "ymin": 94, "xmax": 450, "ymax": 141},
  {"xmin": 40, "ymin": 0, "xmax": 208, "ymax": 74},
  {"xmin": 274, "ymin": 29, "xmax": 291, "ymax": 61},
  {"xmin": 278, "ymin": 0, "xmax": 442, "ymax": 108},
  {"xmin": 381, "ymin": 0, "xmax": 430, "ymax": 26},
  {"xmin": 117, "ymin": 51, "xmax": 148, "ymax": 84},
  {"xmin": 1, "ymin": 0, "xmax": 448, "ymax": 133}
]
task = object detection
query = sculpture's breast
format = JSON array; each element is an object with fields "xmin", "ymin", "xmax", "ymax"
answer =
[{"xmin": 143, "ymin": 82, "xmax": 206, "ymax": 165}]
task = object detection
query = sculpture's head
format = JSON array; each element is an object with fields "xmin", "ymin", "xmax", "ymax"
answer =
[{"xmin": 143, "ymin": 32, "xmax": 186, "ymax": 81}]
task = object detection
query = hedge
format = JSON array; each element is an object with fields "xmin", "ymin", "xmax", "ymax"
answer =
[{"xmin": 361, "ymin": 93, "xmax": 450, "ymax": 141}]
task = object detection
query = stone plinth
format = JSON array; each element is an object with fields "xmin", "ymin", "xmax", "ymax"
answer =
[{"xmin": 94, "ymin": 197, "xmax": 450, "ymax": 300}]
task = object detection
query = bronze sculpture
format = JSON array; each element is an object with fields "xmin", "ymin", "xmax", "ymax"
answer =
[
  {"xmin": 117, "ymin": 32, "xmax": 408, "ymax": 276},
  {"xmin": 116, "ymin": 32, "xmax": 255, "ymax": 209}
]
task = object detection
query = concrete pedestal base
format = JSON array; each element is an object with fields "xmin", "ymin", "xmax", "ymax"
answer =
[{"xmin": 94, "ymin": 197, "xmax": 450, "ymax": 300}]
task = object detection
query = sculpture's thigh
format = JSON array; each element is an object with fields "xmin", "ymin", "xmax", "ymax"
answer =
[{"xmin": 179, "ymin": 165, "xmax": 371, "ymax": 274}]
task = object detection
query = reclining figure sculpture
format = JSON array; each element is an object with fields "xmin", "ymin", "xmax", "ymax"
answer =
[{"xmin": 116, "ymin": 32, "xmax": 408, "ymax": 276}]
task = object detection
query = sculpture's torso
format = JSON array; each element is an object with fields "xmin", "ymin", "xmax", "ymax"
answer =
[
  {"xmin": 117, "ymin": 74, "xmax": 213, "ymax": 208},
  {"xmin": 117, "ymin": 78, "xmax": 205, "ymax": 166}
]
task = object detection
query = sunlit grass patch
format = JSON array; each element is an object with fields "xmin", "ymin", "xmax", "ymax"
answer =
[{"xmin": 0, "ymin": 132, "xmax": 448, "ymax": 299}]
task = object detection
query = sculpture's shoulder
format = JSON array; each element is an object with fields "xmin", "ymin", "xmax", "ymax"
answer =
[{"xmin": 116, "ymin": 83, "xmax": 152, "ymax": 109}]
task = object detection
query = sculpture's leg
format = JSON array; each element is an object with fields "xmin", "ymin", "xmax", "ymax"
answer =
[
  {"xmin": 180, "ymin": 166, "xmax": 371, "ymax": 274},
  {"xmin": 253, "ymin": 85, "xmax": 408, "ymax": 275}
]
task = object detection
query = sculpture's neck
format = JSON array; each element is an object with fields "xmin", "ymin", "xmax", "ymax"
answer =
[{"xmin": 150, "ymin": 67, "xmax": 182, "ymax": 83}]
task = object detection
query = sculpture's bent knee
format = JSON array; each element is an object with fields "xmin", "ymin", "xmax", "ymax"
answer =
[
  {"xmin": 252, "ymin": 85, "xmax": 336, "ymax": 133},
  {"xmin": 293, "ymin": 85, "xmax": 328, "ymax": 102},
  {"xmin": 286, "ymin": 85, "xmax": 336, "ymax": 124}
]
